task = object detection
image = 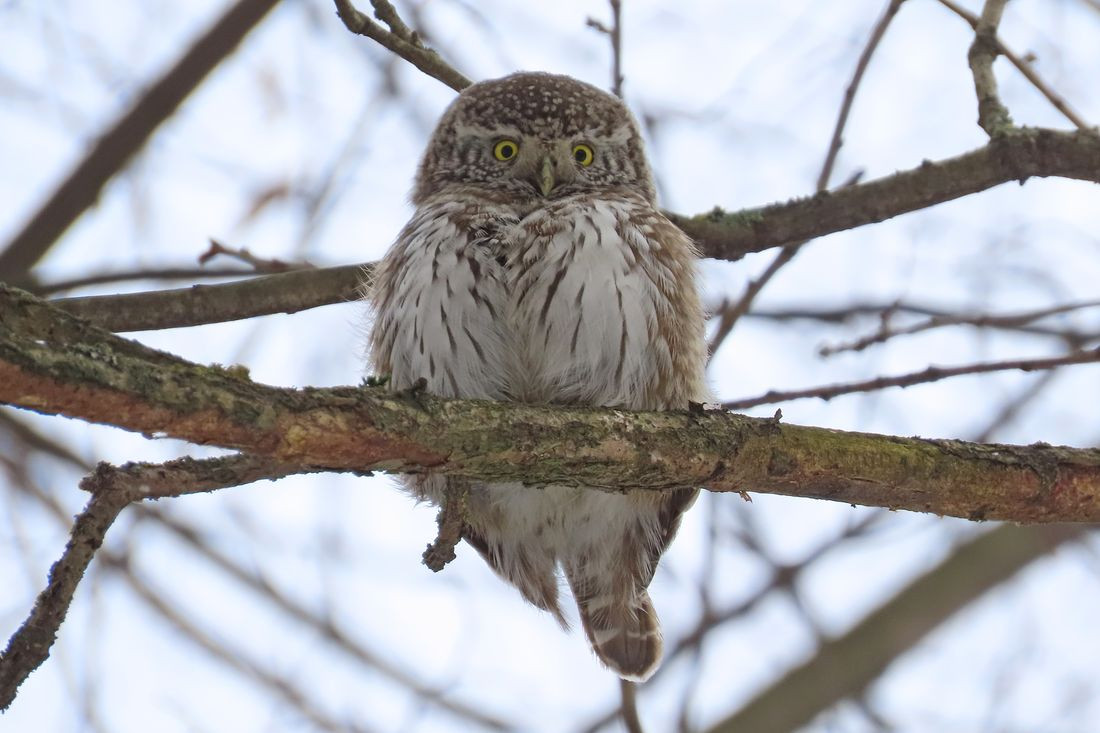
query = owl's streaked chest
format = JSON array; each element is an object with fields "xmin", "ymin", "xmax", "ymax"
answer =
[
  {"xmin": 372, "ymin": 193, "xmax": 680, "ymax": 411},
  {"xmin": 500, "ymin": 197, "xmax": 673, "ymax": 408}
]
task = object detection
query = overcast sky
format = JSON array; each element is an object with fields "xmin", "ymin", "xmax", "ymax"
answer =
[{"xmin": 2, "ymin": 1, "xmax": 1100, "ymax": 731}]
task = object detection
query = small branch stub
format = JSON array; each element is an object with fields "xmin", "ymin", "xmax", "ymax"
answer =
[{"xmin": 422, "ymin": 479, "xmax": 470, "ymax": 572}]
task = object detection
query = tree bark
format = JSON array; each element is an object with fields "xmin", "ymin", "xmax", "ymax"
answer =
[{"xmin": 3, "ymin": 285, "xmax": 1100, "ymax": 523}]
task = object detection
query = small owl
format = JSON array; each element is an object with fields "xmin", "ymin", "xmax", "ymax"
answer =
[{"xmin": 368, "ymin": 72, "xmax": 707, "ymax": 681}]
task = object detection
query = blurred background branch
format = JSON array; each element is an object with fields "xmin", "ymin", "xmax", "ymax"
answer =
[
  {"xmin": 2, "ymin": 1, "xmax": 1099, "ymax": 731},
  {"xmin": 0, "ymin": 0, "xmax": 282, "ymax": 284}
]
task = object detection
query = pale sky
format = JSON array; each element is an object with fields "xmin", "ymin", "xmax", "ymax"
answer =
[{"xmin": 2, "ymin": 1, "xmax": 1100, "ymax": 731}]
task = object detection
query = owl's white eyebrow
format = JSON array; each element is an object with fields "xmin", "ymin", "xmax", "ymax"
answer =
[{"xmin": 600, "ymin": 124, "xmax": 634, "ymax": 145}]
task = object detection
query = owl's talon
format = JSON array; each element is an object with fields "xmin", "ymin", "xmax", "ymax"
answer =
[{"xmin": 394, "ymin": 377, "xmax": 432, "ymax": 412}]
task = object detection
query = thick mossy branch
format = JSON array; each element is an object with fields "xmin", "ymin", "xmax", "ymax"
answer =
[{"xmin": 3, "ymin": 285, "xmax": 1100, "ymax": 523}]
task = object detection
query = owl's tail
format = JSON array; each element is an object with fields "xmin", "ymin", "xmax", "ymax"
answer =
[{"xmin": 567, "ymin": 569, "xmax": 663, "ymax": 682}]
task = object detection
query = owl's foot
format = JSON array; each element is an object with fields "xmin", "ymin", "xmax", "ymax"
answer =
[
  {"xmin": 362, "ymin": 374, "xmax": 390, "ymax": 388},
  {"xmin": 395, "ymin": 376, "xmax": 433, "ymax": 413}
]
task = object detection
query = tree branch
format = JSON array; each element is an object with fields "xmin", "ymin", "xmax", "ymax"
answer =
[
  {"xmin": 53, "ymin": 264, "xmax": 367, "ymax": 332},
  {"xmin": 939, "ymin": 0, "xmax": 1092, "ymax": 131},
  {"xmin": 42, "ymin": 128, "xmax": 1100, "ymax": 333},
  {"xmin": 33, "ymin": 266, "xmax": 257, "ymax": 297},
  {"xmin": 817, "ymin": 0, "xmax": 906, "ymax": 192},
  {"xmin": 79, "ymin": 454, "xmax": 328, "ymax": 500},
  {"xmin": 333, "ymin": 0, "xmax": 473, "ymax": 92},
  {"xmin": 0, "ymin": 0, "xmax": 282, "ymax": 280},
  {"xmin": 4, "ymin": 285, "xmax": 1100, "ymax": 524},
  {"xmin": 967, "ymin": 0, "xmax": 1014, "ymax": 136},
  {"xmin": 749, "ymin": 299, "xmax": 1096, "ymax": 343},
  {"xmin": 710, "ymin": 0, "xmax": 903, "ymax": 353},
  {"xmin": 134, "ymin": 505, "xmax": 514, "ymax": 730},
  {"xmin": 586, "ymin": 0, "xmax": 624, "ymax": 97},
  {"xmin": 0, "ymin": 491, "xmax": 128, "ymax": 710},
  {"xmin": 670, "ymin": 127, "xmax": 1100, "ymax": 263},
  {"xmin": 818, "ymin": 298, "xmax": 1100, "ymax": 356},
  {"xmin": 722, "ymin": 347, "xmax": 1100, "ymax": 409},
  {"xmin": 702, "ymin": 523, "xmax": 1087, "ymax": 733}
]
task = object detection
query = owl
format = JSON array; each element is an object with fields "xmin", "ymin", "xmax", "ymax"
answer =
[{"xmin": 368, "ymin": 72, "xmax": 707, "ymax": 681}]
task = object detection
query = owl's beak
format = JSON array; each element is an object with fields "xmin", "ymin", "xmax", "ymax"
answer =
[{"xmin": 535, "ymin": 155, "xmax": 556, "ymax": 196}]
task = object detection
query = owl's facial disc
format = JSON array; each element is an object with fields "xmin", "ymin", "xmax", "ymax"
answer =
[
  {"xmin": 525, "ymin": 146, "xmax": 580, "ymax": 197},
  {"xmin": 412, "ymin": 72, "xmax": 657, "ymax": 205},
  {"xmin": 504, "ymin": 140, "xmax": 580, "ymax": 198}
]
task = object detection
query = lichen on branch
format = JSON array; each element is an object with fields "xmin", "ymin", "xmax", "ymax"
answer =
[{"xmin": 3, "ymin": 285, "xmax": 1100, "ymax": 524}]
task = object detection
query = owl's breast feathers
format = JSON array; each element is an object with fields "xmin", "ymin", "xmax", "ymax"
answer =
[
  {"xmin": 369, "ymin": 190, "xmax": 707, "ymax": 411},
  {"xmin": 367, "ymin": 72, "xmax": 705, "ymax": 682},
  {"xmin": 368, "ymin": 187, "xmax": 707, "ymax": 682}
]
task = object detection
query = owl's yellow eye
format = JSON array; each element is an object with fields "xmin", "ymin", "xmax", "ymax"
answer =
[
  {"xmin": 572, "ymin": 143, "xmax": 595, "ymax": 166},
  {"xmin": 493, "ymin": 139, "xmax": 519, "ymax": 161}
]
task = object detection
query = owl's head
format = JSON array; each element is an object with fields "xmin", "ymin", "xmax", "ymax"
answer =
[{"xmin": 412, "ymin": 72, "xmax": 655, "ymax": 206}]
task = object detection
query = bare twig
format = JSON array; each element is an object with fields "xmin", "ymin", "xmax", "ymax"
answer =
[
  {"xmin": 619, "ymin": 679, "xmax": 645, "ymax": 733},
  {"xmin": 702, "ymin": 524, "xmax": 1088, "ymax": 733},
  {"xmin": 587, "ymin": 0, "xmax": 624, "ymax": 97},
  {"xmin": 138, "ymin": 506, "xmax": 515, "ymax": 731},
  {"xmin": 967, "ymin": 0, "xmax": 1014, "ymax": 136},
  {"xmin": 609, "ymin": 0, "xmax": 623, "ymax": 97},
  {"xmin": 722, "ymin": 346, "xmax": 1100, "ymax": 410},
  {"xmin": 746, "ymin": 300, "xmax": 1096, "ymax": 343},
  {"xmin": 819, "ymin": 298, "xmax": 1100, "ymax": 356},
  {"xmin": 818, "ymin": 0, "xmax": 907, "ymax": 191},
  {"xmin": 0, "ymin": 0, "xmax": 281, "ymax": 280},
  {"xmin": 52, "ymin": 263, "xmax": 367, "ymax": 332},
  {"xmin": 32, "ymin": 267, "xmax": 256, "ymax": 296},
  {"xmin": 369, "ymin": 0, "xmax": 414, "ymax": 38},
  {"xmin": 0, "ymin": 491, "xmax": 129, "ymax": 710},
  {"xmin": 13, "ymin": 474, "xmax": 372, "ymax": 732},
  {"xmin": 707, "ymin": 0, "xmax": 907, "ymax": 354},
  {"xmin": 422, "ymin": 479, "xmax": 469, "ymax": 571},
  {"xmin": 198, "ymin": 239, "xmax": 313, "ymax": 273},
  {"xmin": 80, "ymin": 454, "xmax": 328, "ymax": 500},
  {"xmin": 101, "ymin": 552, "xmax": 376, "ymax": 733},
  {"xmin": 939, "ymin": 0, "xmax": 1091, "ymax": 131},
  {"xmin": 333, "ymin": 0, "xmax": 472, "ymax": 92},
  {"xmin": 0, "ymin": 451, "xmax": 325, "ymax": 712},
  {"xmin": 3, "ymin": 413, "xmax": 513, "ymax": 730}
]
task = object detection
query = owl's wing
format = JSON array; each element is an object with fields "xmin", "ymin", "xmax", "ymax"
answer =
[
  {"xmin": 367, "ymin": 202, "xmax": 514, "ymax": 399},
  {"xmin": 461, "ymin": 524, "xmax": 567, "ymax": 627},
  {"xmin": 639, "ymin": 212, "xmax": 707, "ymax": 579},
  {"xmin": 648, "ymin": 487, "xmax": 699, "ymax": 585}
]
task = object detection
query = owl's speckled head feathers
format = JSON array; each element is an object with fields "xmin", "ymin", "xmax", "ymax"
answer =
[{"xmin": 412, "ymin": 72, "xmax": 655, "ymax": 205}]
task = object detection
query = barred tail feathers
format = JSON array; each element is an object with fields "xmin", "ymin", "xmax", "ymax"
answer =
[{"xmin": 567, "ymin": 566, "xmax": 662, "ymax": 682}]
